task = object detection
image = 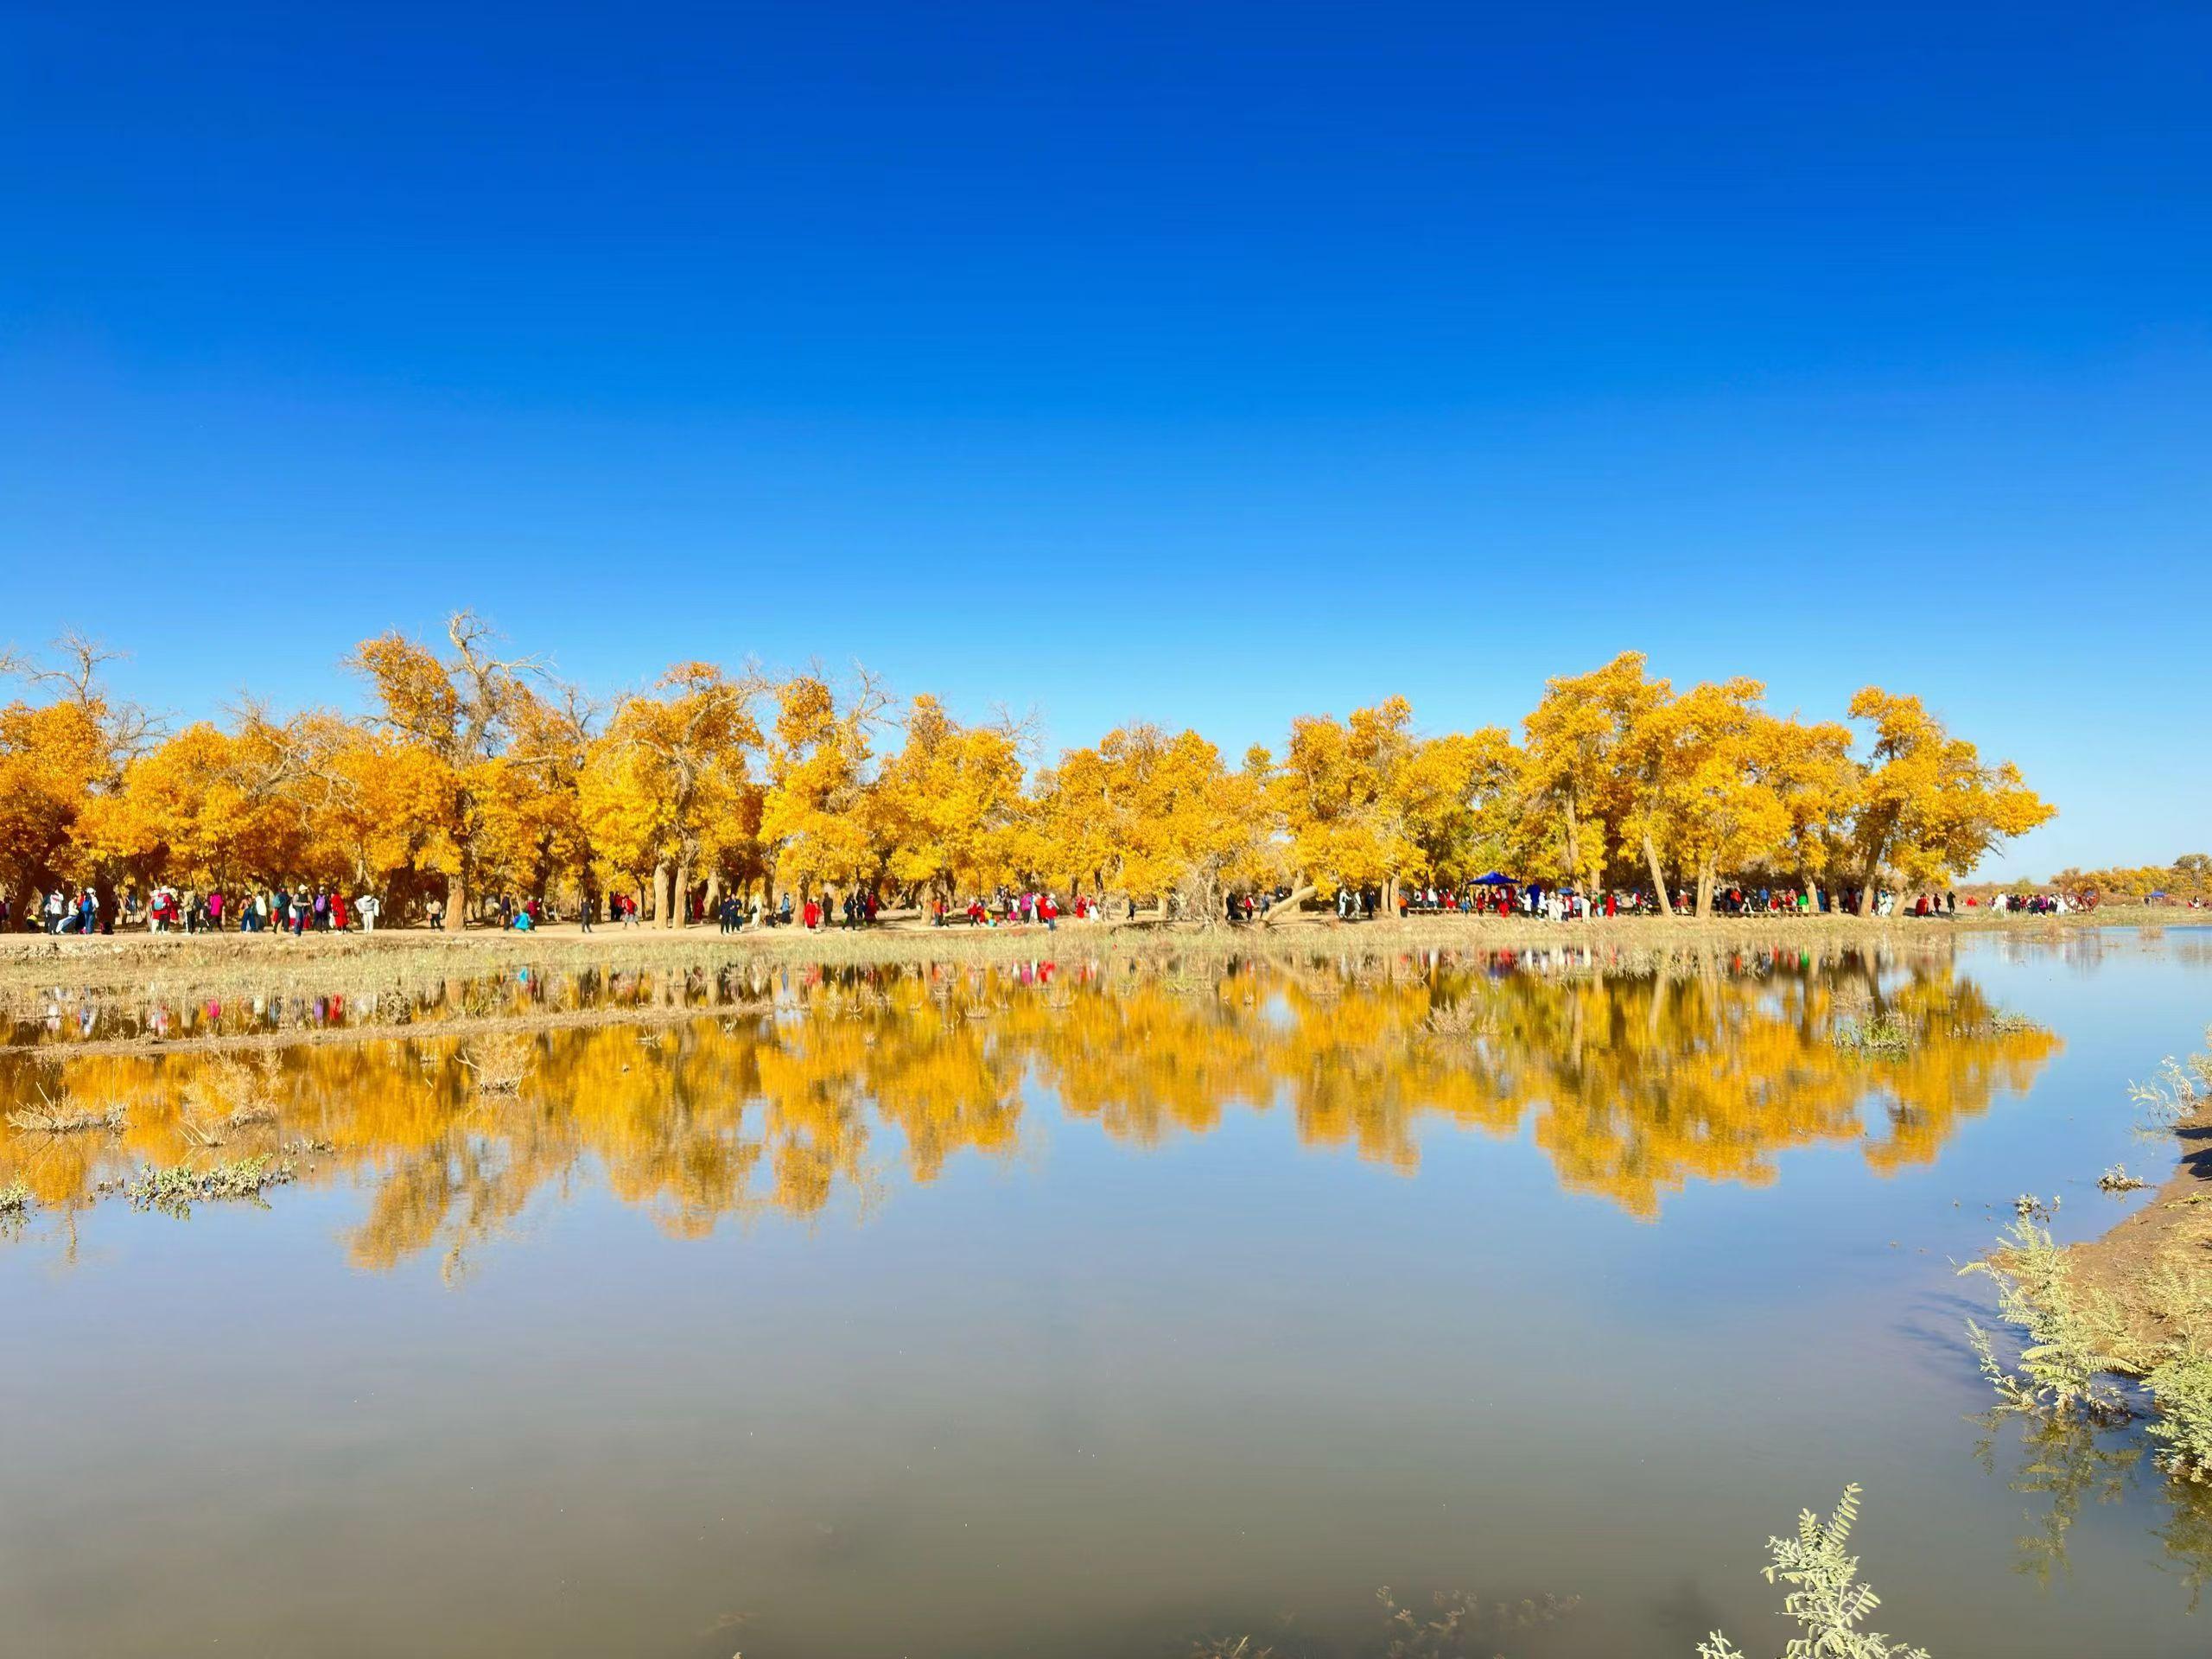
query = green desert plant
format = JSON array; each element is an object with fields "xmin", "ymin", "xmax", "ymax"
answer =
[
  {"xmin": 2143, "ymin": 1351, "xmax": 2212, "ymax": 1483},
  {"xmin": 1962, "ymin": 1157, "xmax": 2212, "ymax": 1482},
  {"xmin": 0, "ymin": 1179, "xmax": 31, "ymax": 1217},
  {"xmin": 1961, "ymin": 1218, "xmax": 2134, "ymax": 1420},
  {"xmin": 1698, "ymin": 1484, "xmax": 1930, "ymax": 1659},
  {"xmin": 2129, "ymin": 1029, "xmax": 2211, "ymax": 1130},
  {"xmin": 1830, "ymin": 1014, "xmax": 1914, "ymax": 1055},
  {"xmin": 125, "ymin": 1154, "xmax": 296, "ymax": 1217}
]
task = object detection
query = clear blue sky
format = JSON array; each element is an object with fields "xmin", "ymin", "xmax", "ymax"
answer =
[{"xmin": 5, "ymin": 3, "xmax": 2208, "ymax": 878}]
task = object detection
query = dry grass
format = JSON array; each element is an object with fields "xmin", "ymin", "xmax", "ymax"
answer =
[
  {"xmin": 5, "ymin": 1084, "xmax": 128, "ymax": 1135},
  {"xmin": 180, "ymin": 1052, "xmax": 285, "ymax": 1130},
  {"xmin": 456, "ymin": 1031, "xmax": 535, "ymax": 1095},
  {"xmin": 1420, "ymin": 1001, "xmax": 1489, "ymax": 1038},
  {"xmin": 0, "ymin": 910, "xmax": 2154, "ymax": 1067},
  {"xmin": 0, "ymin": 906, "xmax": 2075, "ymax": 1013}
]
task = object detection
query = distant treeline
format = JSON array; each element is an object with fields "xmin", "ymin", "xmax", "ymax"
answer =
[{"xmin": 2041, "ymin": 855, "xmax": 2212, "ymax": 903}]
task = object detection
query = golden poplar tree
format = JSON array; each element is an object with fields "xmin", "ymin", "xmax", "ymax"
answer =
[
  {"xmin": 1522, "ymin": 652, "xmax": 1668, "ymax": 893},
  {"xmin": 759, "ymin": 671, "xmax": 887, "ymax": 912},
  {"xmin": 1847, "ymin": 688, "xmax": 2055, "ymax": 910},
  {"xmin": 347, "ymin": 612, "xmax": 556, "ymax": 928},
  {"xmin": 874, "ymin": 696, "xmax": 1032, "ymax": 905},
  {"xmin": 581, "ymin": 663, "xmax": 760, "ymax": 925},
  {"xmin": 0, "ymin": 632, "xmax": 166, "ymax": 912}
]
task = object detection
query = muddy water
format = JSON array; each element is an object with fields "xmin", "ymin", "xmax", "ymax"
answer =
[{"xmin": 3, "ymin": 933, "xmax": 2209, "ymax": 1657}]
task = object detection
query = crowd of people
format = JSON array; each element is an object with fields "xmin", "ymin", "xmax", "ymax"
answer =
[
  {"xmin": 0, "ymin": 884, "xmax": 391, "ymax": 936},
  {"xmin": 138, "ymin": 884, "xmax": 387, "ymax": 934},
  {"xmin": 1980, "ymin": 890, "xmax": 2081, "ymax": 915},
  {"xmin": 0, "ymin": 873, "xmax": 2108, "ymax": 937}
]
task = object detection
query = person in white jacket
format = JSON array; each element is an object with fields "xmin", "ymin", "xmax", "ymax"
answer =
[{"xmin": 357, "ymin": 893, "xmax": 381, "ymax": 932}]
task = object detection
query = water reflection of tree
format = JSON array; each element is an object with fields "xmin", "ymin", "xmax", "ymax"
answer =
[
  {"xmin": 1974, "ymin": 1412, "xmax": 2140, "ymax": 1586},
  {"xmin": 1974, "ymin": 1409, "xmax": 2212, "ymax": 1609},
  {"xmin": 2153, "ymin": 1477, "xmax": 2212, "ymax": 1611},
  {"xmin": 0, "ymin": 949, "xmax": 2060, "ymax": 1265}
]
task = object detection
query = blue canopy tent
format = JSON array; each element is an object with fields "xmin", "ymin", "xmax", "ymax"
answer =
[{"xmin": 1473, "ymin": 872, "xmax": 1514, "ymax": 886}]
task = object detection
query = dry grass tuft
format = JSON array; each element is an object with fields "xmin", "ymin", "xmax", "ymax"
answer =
[
  {"xmin": 181, "ymin": 1052, "xmax": 286, "ymax": 1132},
  {"xmin": 456, "ymin": 1032, "xmax": 535, "ymax": 1095},
  {"xmin": 1830, "ymin": 1014, "xmax": 1915, "ymax": 1055},
  {"xmin": 6, "ymin": 1084, "xmax": 128, "ymax": 1135},
  {"xmin": 1421, "ymin": 1001, "xmax": 1488, "ymax": 1038}
]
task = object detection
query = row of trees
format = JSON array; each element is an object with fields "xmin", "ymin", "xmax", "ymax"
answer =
[
  {"xmin": 0, "ymin": 617, "xmax": 2055, "ymax": 927},
  {"xmin": 2045, "ymin": 855, "xmax": 2212, "ymax": 904}
]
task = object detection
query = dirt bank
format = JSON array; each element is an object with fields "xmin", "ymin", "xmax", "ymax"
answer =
[{"xmin": 2068, "ymin": 1103, "xmax": 2212, "ymax": 1355}]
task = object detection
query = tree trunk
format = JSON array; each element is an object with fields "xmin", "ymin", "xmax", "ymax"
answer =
[
  {"xmin": 1641, "ymin": 834, "xmax": 1673, "ymax": 917},
  {"xmin": 1694, "ymin": 861, "xmax": 1715, "ymax": 919},
  {"xmin": 671, "ymin": 858, "xmax": 692, "ymax": 928},
  {"xmin": 702, "ymin": 868, "xmax": 721, "ymax": 925},
  {"xmin": 652, "ymin": 861, "xmax": 672, "ymax": 926},
  {"xmin": 446, "ymin": 871, "xmax": 466, "ymax": 931},
  {"xmin": 1261, "ymin": 883, "xmax": 1319, "ymax": 925}
]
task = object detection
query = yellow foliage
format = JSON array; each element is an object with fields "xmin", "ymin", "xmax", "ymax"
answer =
[
  {"xmin": 1847, "ymin": 688, "xmax": 2056, "ymax": 906},
  {"xmin": 0, "ymin": 951, "xmax": 2060, "ymax": 1244},
  {"xmin": 0, "ymin": 626, "xmax": 2060, "ymax": 917}
]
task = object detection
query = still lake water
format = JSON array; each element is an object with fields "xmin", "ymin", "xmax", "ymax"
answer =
[{"xmin": 4, "ymin": 931, "xmax": 2210, "ymax": 1657}]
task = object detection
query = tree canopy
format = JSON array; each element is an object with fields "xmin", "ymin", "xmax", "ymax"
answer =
[{"xmin": 0, "ymin": 620, "xmax": 2059, "ymax": 925}]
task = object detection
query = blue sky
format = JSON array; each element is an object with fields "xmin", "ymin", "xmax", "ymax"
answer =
[{"xmin": 4, "ymin": 2, "xmax": 2208, "ymax": 878}]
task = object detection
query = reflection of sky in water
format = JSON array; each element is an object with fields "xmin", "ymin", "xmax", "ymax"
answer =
[{"xmin": 2, "ymin": 931, "xmax": 2210, "ymax": 1658}]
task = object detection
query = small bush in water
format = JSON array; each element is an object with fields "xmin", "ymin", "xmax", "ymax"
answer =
[
  {"xmin": 1829, "ymin": 1015, "xmax": 1914, "ymax": 1055},
  {"xmin": 126, "ymin": 1155, "xmax": 296, "ymax": 1217}
]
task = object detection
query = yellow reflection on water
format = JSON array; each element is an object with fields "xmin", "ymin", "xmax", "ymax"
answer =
[{"xmin": 0, "ymin": 950, "xmax": 2058, "ymax": 1265}]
